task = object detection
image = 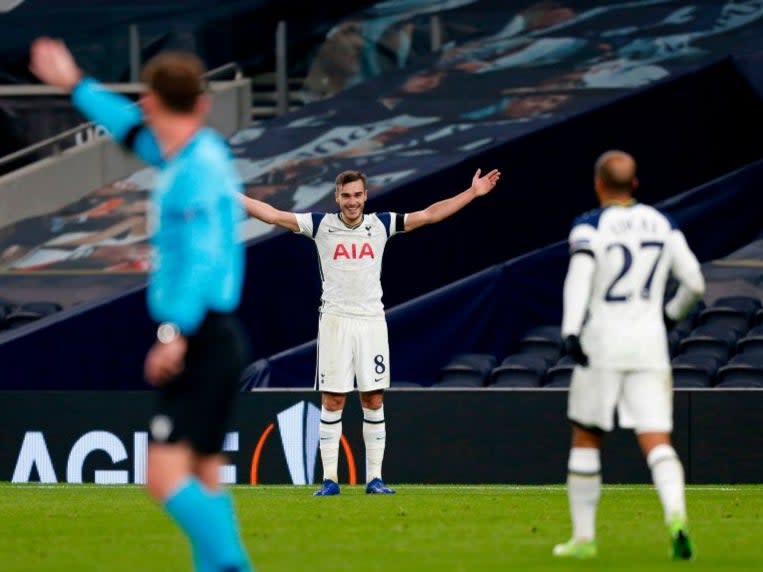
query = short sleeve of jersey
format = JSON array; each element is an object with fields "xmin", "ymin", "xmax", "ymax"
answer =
[
  {"xmin": 295, "ymin": 213, "xmax": 326, "ymax": 238},
  {"xmin": 295, "ymin": 213, "xmax": 312, "ymax": 236},
  {"xmin": 568, "ymin": 223, "xmax": 598, "ymax": 257}
]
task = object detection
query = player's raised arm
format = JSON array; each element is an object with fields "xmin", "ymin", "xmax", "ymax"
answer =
[
  {"xmin": 404, "ymin": 168, "xmax": 500, "ymax": 231},
  {"xmin": 29, "ymin": 37, "xmax": 162, "ymax": 166},
  {"xmin": 239, "ymin": 195, "xmax": 300, "ymax": 232}
]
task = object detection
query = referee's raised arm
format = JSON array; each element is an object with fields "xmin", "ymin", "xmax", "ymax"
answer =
[{"xmin": 30, "ymin": 37, "xmax": 162, "ymax": 166}]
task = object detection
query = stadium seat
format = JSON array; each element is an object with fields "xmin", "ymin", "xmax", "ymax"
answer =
[
  {"xmin": 390, "ymin": 380, "xmax": 423, "ymax": 388},
  {"xmin": 488, "ymin": 354, "xmax": 551, "ymax": 388},
  {"xmin": 724, "ymin": 352, "xmax": 763, "ymax": 366},
  {"xmin": 432, "ymin": 378, "xmax": 486, "ymax": 388},
  {"xmin": 665, "ymin": 298, "xmax": 705, "ymax": 333},
  {"xmin": 677, "ymin": 324, "xmax": 738, "ymax": 361},
  {"xmin": 745, "ymin": 325, "xmax": 763, "ymax": 336},
  {"xmin": 435, "ymin": 353, "xmax": 496, "ymax": 387},
  {"xmin": 517, "ymin": 325, "xmax": 562, "ymax": 361},
  {"xmin": 670, "ymin": 353, "xmax": 721, "ymax": 388},
  {"xmin": 735, "ymin": 325, "xmax": 763, "ymax": 356},
  {"xmin": 0, "ymin": 302, "xmax": 11, "ymax": 330},
  {"xmin": 711, "ymin": 295, "xmax": 762, "ymax": 316},
  {"xmin": 522, "ymin": 325, "xmax": 562, "ymax": 342},
  {"xmin": 715, "ymin": 354, "xmax": 763, "ymax": 388},
  {"xmin": 695, "ymin": 296, "xmax": 760, "ymax": 340},
  {"xmin": 696, "ymin": 307, "xmax": 750, "ymax": 336},
  {"xmin": 667, "ymin": 307, "xmax": 703, "ymax": 356},
  {"xmin": 544, "ymin": 356, "xmax": 576, "ymax": 388},
  {"xmin": 753, "ymin": 308, "xmax": 763, "ymax": 328},
  {"xmin": 671, "ymin": 315, "xmax": 696, "ymax": 338},
  {"xmin": 668, "ymin": 328, "xmax": 688, "ymax": 357}
]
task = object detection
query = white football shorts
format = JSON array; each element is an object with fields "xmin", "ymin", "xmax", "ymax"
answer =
[
  {"xmin": 567, "ymin": 367, "xmax": 673, "ymax": 433},
  {"xmin": 315, "ymin": 313, "xmax": 390, "ymax": 393}
]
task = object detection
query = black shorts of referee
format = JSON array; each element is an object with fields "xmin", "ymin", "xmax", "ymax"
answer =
[{"xmin": 148, "ymin": 312, "xmax": 250, "ymax": 455}]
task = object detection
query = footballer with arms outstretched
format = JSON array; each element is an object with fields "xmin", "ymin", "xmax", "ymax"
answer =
[
  {"xmin": 554, "ymin": 150, "xmax": 704, "ymax": 560},
  {"xmin": 242, "ymin": 167, "xmax": 500, "ymax": 495}
]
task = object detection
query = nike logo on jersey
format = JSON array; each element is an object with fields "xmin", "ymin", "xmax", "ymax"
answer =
[
  {"xmin": 374, "ymin": 377, "xmax": 384, "ymax": 382},
  {"xmin": 327, "ymin": 228, "xmax": 339, "ymax": 232},
  {"xmin": 333, "ymin": 243, "xmax": 375, "ymax": 259}
]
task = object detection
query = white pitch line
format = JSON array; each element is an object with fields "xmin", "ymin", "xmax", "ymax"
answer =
[
  {"xmin": 2, "ymin": 484, "xmax": 749, "ymax": 492},
  {"xmin": 397, "ymin": 485, "xmax": 745, "ymax": 492}
]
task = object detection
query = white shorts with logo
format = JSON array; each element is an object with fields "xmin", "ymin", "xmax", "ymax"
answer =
[
  {"xmin": 567, "ymin": 367, "xmax": 673, "ymax": 433},
  {"xmin": 315, "ymin": 313, "xmax": 390, "ymax": 393}
]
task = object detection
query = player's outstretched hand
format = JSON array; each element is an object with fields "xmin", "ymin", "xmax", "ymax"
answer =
[
  {"xmin": 29, "ymin": 37, "xmax": 83, "ymax": 91},
  {"xmin": 471, "ymin": 168, "xmax": 501, "ymax": 196},
  {"xmin": 564, "ymin": 334, "xmax": 589, "ymax": 367}
]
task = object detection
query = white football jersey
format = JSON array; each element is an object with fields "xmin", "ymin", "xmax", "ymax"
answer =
[
  {"xmin": 562, "ymin": 202, "xmax": 703, "ymax": 369},
  {"xmin": 295, "ymin": 212, "xmax": 405, "ymax": 318}
]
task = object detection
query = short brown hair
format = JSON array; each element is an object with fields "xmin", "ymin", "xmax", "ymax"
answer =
[
  {"xmin": 141, "ymin": 51, "xmax": 207, "ymax": 114},
  {"xmin": 335, "ymin": 170, "xmax": 367, "ymax": 192}
]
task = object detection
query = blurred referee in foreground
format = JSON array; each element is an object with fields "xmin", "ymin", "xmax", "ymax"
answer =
[{"xmin": 30, "ymin": 37, "xmax": 254, "ymax": 572}]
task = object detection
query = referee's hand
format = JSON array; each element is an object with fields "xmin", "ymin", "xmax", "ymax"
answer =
[
  {"xmin": 564, "ymin": 334, "xmax": 589, "ymax": 367},
  {"xmin": 144, "ymin": 337, "xmax": 188, "ymax": 386},
  {"xmin": 29, "ymin": 37, "xmax": 83, "ymax": 92}
]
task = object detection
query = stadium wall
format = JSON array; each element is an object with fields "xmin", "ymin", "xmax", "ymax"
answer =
[{"xmin": 1, "ymin": 390, "xmax": 761, "ymax": 485}]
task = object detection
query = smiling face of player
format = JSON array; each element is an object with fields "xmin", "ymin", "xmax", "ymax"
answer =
[{"xmin": 335, "ymin": 178, "xmax": 368, "ymax": 227}]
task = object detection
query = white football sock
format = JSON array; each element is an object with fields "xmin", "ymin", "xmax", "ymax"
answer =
[
  {"xmin": 567, "ymin": 447, "xmax": 601, "ymax": 542},
  {"xmin": 363, "ymin": 406, "xmax": 386, "ymax": 482},
  {"xmin": 319, "ymin": 407, "xmax": 342, "ymax": 482},
  {"xmin": 647, "ymin": 444, "xmax": 687, "ymax": 524}
]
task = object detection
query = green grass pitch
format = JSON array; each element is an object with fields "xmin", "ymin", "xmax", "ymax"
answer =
[{"xmin": 0, "ymin": 484, "xmax": 760, "ymax": 571}]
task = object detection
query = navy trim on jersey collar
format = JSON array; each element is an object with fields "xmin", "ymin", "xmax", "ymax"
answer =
[
  {"xmin": 572, "ymin": 198, "xmax": 638, "ymax": 230},
  {"xmin": 572, "ymin": 207, "xmax": 605, "ymax": 229}
]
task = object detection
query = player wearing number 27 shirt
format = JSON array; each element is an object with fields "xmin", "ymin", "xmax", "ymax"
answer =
[
  {"xmin": 241, "ymin": 167, "xmax": 500, "ymax": 496},
  {"xmin": 554, "ymin": 150, "xmax": 704, "ymax": 561}
]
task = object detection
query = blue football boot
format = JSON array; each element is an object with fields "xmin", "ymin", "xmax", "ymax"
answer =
[
  {"xmin": 365, "ymin": 478, "xmax": 396, "ymax": 494},
  {"xmin": 313, "ymin": 479, "xmax": 340, "ymax": 496}
]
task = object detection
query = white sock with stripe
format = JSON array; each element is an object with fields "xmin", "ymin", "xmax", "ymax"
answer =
[
  {"xmin": 567, "ymin": 447, "xmax": 601, "ymax": 542},
  {"xmin": 647, "ymin": 444, "xmax": 687, "ymax": 524},
  {"xmin": 319, "ymin": 407, "xmax": 342, "ymax": 482},
  {"xmin": 363, "ymin": 406, "xmax": 386, "ymax": 482}
]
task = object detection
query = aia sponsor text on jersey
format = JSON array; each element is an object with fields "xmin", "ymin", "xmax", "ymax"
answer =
[{"xmin": 333, "ymin": 242, "xmax": 375, "ymax": 260}]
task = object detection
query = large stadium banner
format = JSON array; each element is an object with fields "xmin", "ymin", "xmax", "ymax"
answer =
[
  {"xmin": 2, "ymin": 390, "xmax": 762, "ymax": 485},
  {"xmin": 3, "ymin": 0, "xmax": 763, "ymax": 276}
]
